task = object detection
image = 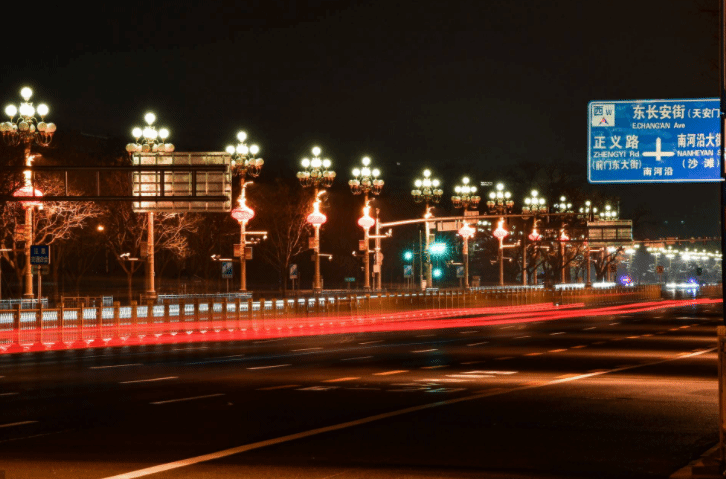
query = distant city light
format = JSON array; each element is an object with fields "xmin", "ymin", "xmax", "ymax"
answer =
[
  {"xmin": 433, "ymin": 268, "xmax": 443, "ymax": 278},
  {"xmin": 429, "ymin": 242, "xmax": 447, "ymax": 256}
]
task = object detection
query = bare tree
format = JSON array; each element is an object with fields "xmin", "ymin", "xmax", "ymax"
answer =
[{"xmin": 254, "ymin": 179, "xmax": 313, "ymax": 294}]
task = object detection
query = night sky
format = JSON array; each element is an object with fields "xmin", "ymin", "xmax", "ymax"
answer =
[{"xmin": 2, "ymin": 0, "xmax": 721, "ymax": 237}]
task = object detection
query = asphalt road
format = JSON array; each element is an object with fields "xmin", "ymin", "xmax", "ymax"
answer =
[{"xmin": 0, "ymin": 299, "xmax": 721, "ymax": 479}]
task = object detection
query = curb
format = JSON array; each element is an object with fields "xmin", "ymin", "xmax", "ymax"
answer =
[{"xmin": 671, "ymin": 444, "xmax": 724, "ymax": 479}]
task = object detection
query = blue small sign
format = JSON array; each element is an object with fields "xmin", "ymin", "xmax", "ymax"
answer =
[
  {"xmin": 588, "ymin": 99, "xmax": 721, "ymax": 183},
  {"xmin": 289, "ymin": 264, "xmax": 298, "ymax": 280},
  {"xmin": 403, "ymin": 265, "xmax": 413, "ymax": 278},
  {"xmin": 221, "ymin": 261, "xmax": 233, "ymax": 279},
  {"xmin": 30, "ymin": 245, "xmax": 50, "ymax": 265},
  {"xmin": 456, "ymin": 266, "xmax": 465, "ymax": 278}
]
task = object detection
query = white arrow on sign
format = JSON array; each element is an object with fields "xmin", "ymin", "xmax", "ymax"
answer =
[{"xmin": 642, "ymin": 137, "xmax": 674, "ymax": 162}]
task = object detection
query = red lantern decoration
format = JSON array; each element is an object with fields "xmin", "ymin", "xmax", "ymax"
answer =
[
  {"xmin": 458, "ymin": 223, "xmax": 475, "ymax": 240},
  {"xmin": 307, "ymin": 200, "xmax": 327, "ymax": 226},
  {"xmin": 13, "ymin": 185, "xmax": 43, "ymax": 208},
  {"xmin": 528, "ymin": 228, "xmax": 542, "ymax": 242},
  {"xmin": 231, "ymin": 204, "xmax": 255, "ymax": 223},
  {"xmin": 492, "ymin": 219, "xmax": 508, "ymax": 240},
  {"xmin": 559, "ymin": 229, "xmax": 569, "ymax": 241},
  {"xmin": 357, "ymin": 205, "xmax": 375, "ymax": 229}
]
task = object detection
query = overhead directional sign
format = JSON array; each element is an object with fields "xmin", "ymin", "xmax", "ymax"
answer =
[{"xmin": 588, "ymin": 99, "xmax": 721, "ymax": 183}]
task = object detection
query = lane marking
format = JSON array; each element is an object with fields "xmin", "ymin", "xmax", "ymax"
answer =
[
  {"xmin": 514, "ymin": 336, "xmax": 530, "ymax": 339},
  {"xmin": 90, "ymin": 363, "xmax": 142, "ymax": 370},
  {"xmin": 0, "ymin": 392, "xmax": 19, "ymax": 396},
  {"xmin": 421, "ymin": 365, "xmax": 448, "ymax": 369},
  {"xmin": 549, "ymin": 349, "xmax": 567, "ymax": 353},
  {"xmin": 571, "ymin": 345, "xmax": 587, "ymax": 349},
  {"xmin": 341, "ymin": 356, "xmax": 373, "ymax": 361},
  {"xmin": 105, "ymin": 348, "xmax": 716, "ymax": 479},
  {"xmin": 324, "ymin": 377, "xmax": 360, "ymax": 383},
  {"xmin": 416, "ymin": 334, "xmax": 436, "ymax": 337},
  {"xmin": 412, "ymin": 349, "xmax": 438, "ymax": 353},
  {"xmin": 298, "ymin": 386, "xmax": 337, "ymax": 391},
  {"xmin": 171, "ymin": 346, "xmax": 208, "ymax": 351},
  {"xmin": 120, "ymin": 377, "xmax": 178, "ymax": 384},
  {"xmin": 641, "ymin": 334, "xmax": 653, "ymax": 337},
  {"xmin": 467, "ymin": 342, "xmax": 488, "ymax": 347},
  {"xmin": 465, "ymin": 371, "xmax": 516, "ymax": 375},
  {"xmin": 0, "ymin": 420, "xmax": 37, "ymax": 429},
  {"xmin": 257, "ymin": 385, "xmax": 299, "ymax": 391},
  {"xmin": 151, "ymin": 394, "xmax": 225, "ymax": 405},
  {"xmin": 292, "ymin": 347, "xmax": 323, "ymax": 352},
  {"xmin": 374, "ymin": 370, "xmax": 408, "ymax": 376},
  {"xmin": 446, "ymin": 374, "xmax": 493, "ymax": 379},
  {"xmin": 500, "ymin": 325, "xmax": 515, "ymax": 329},
  {"xmin": 461, "ymin": 361, "xmax": 483, "ymax": 365},
  {"xmin": 525, "ymin": 352, "xmax": 543, "ymax": 356},
  {"xmin": 494, "ymin": 356, "xmax": 513, "ymax": 361},
  {"xmin": 254, "ymin": 338, "xmax": 284, "ymax": 344},
  {"xmin": 609, "ymin": 322, "xmax": 619, "ymax": 326},
  {"xmin": 591, "ymin": 341, "xmax": 606, "ymax": 345},
  {"xmin": 346, "ymin": 387, "xmax": 380, "ymax": 391},
  {"xmin": 359, "ymin": 340, "xmax": 383, "ymax": 345},
  {"xmin": 550, "ymin": 332, "xmax": 565, "ymax": 336},
  {"xmin": 247, "ymin": 364, "xmax": 291, "ymax": 370},
  {"xmin": 217, "ymin": 354, "xmax": 245, "ymax": 359},
  {"xmin": 459, "ymin": 330, "xmax": 479, "ymax": 334},
  {"xmin": 583, "ymin": 327, "xmax": 596, "ymax": 330}
]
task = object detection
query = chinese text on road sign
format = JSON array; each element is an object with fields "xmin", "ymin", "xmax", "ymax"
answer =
[{"xmin": 588, "ymin": 99, "xmax": 721, "ymax": 183}]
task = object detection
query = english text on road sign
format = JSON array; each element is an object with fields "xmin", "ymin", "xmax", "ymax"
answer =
[{"xmin": 588, "ymin": 99, "xmax": 721, "ymax": 183}]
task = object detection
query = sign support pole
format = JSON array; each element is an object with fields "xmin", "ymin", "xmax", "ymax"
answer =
[{"xmin": 721, "ymin": 0, "xmax": 726, "ymax": 328}]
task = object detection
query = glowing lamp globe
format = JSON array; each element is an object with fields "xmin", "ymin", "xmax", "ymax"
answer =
[
  {"xmin": 231, "ymin": 204, "xmax": 255, "ymax": 223},
  {"xmin": 13, "ymin": 185, "xmax": 43, "ymax": 208},
  {"xmin": 528, "ymin": 229, "xmax": 542, "ymax": 242},
  {"xmin": 458, "ymin": 223, "xmax": 475, "ymax": 240},
  {"xmin": 559, "ymin": 230, "xmax": 570, "ymax": 241}
]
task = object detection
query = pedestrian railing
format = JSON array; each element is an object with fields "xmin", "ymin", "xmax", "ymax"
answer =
[{"xmin": 0, "ymin": 285, "xmax": 667, "ymax": 353}]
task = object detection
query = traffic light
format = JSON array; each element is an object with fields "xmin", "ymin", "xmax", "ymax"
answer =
[{"xmin": 403, "ymin": 251, "xmax": 414, "ymax": 261}]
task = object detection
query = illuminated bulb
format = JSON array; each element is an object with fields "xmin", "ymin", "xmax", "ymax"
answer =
[
  {"xmin": 250, "ymin": 144, "xmax": 259, "ymax": 155},
  {"xmin": 237, "ymin": 131, "xmax": 247, "ymax": 142},
  {"xmin": 311, "ymin": 158, "xmax": 322, "ymax": 168},
  {"xmin": 301, "ymin": 158, "xmax": 310, "ymax": 168},
  {"xmin": 423, "ymin": 169, "xmax": 431, "ymax": 177},
  {"xmin": 20, "ymin": 87, "xmax": 32, "ymax": 101},
  {"xmin": 362, "ymin": 156, "xmax": 371, "ymax": 166},
  {"xmin": 144, "ymin": 112, "xmax": 156, "ymax": 125},
  {"xmin": 158, "ymin": 128, "xmax": 169, "ymax": 140},
  {"xmin": 312, "ymin": 146, "xmax": 321, "ymax": 156},
  {"xmin": 132, "ymin": 127, "xmax": 143, "ymax": 138},
  {"xmin": 352, "ymin": 168, "xmax": 361, "ymax": 176},
  {"xmin": 372, "ymin": 168, "xmax": 380, "ymax": 177},
  {"xmin": 226, "ymin": 145, "xmax": 235, "ymax": 154},
  {"xmin": 322, "ymin": 159, "xmax": 331, "ymax": 168},
  {"xmin": 5, "ymin": 105, "xmax": 17, "ymax": 117},
  {"xmin": 237, "ymin": 144, "xmax": 249, "ymax": 155},
  {"xmin": 37, "ymin": 104, "xmax": 49, "ymax": 117}
]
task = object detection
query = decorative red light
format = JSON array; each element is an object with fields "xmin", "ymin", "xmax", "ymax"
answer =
[
  {"xmin": 13, "ymin": 185, "xmax": 43, "ymax": 208},
  {"xmin": 492, "ymin": 220, "xmax": 508, "ymax": 240},
  {"xmin": 358, "ymin": 214, "xmax": 375, "ymax": 229},
  {"xmin": 528, "ymin": 229, "xmax": 542, "ymax": 242},
  {"xmin": 231, "ymin": 205, "xmax": 255, "ymax": 223},
  {"xmin": 458, "ymin": 223, "xmax": 475, "ymax": 239}
]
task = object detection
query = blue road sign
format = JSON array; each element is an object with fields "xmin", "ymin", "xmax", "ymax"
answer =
[
  {"xmin": 30, "ymin": 245, "xmax": 50, "ymax": 265},
  {"xmin": 588, "ymin": 99, "xmax": 721, "ymax": 183},
  {"xmin": 289, "ymin": 263, "xmax": 298, "ymax": 279},
  {"xmin": 456, "ymin": 266, "xmax": 465, "ymax": 278},
  {"xmin": 403, "ymin": 265, "xmax": 413, "ymax": 278},
  {"xmin": 221, "ymin": 261, "xmax": 233, "ymax": 279}
]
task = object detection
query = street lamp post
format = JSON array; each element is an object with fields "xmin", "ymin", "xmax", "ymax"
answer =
[
  {"xmin": 487, "ymin": 183, "xmax": 514, "ymax": 286},
  {"xmin": 349, "ymin": 156, "xmax": 384, "ymax": 290},
  {"xmin": 297, "ymin": 146, "xmax": 335, "ymax": 294},
  {"xmin": 411, "ymin": 169, "xmax": 443, "ymax": 290},
  {"xmin": 578, "ymin": 200, "xmax": 599, "ymax": 287},
  {"xmin": 522, "ymin": 190, "xmax": 547, "ymax": 286},
  {"xmin": 451, "ymin": 177, "xmax": 480, "ymax": 289},
  {"xmin": 2, "ymin": 87, "xmax": 56, "ymax": 299},
  {"xmin": 126, "ymin": 112, "xmax": 174, "ymax": 301},
  {"xmin": 226, "ymin": 131, "xmax": 263, "ymax": 291},
  {"xmin": 553, "ymin": 196, "xmax": 574, "ymax": 284}
]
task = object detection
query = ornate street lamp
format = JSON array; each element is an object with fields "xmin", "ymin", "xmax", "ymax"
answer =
[
  {"xmin": 297, "ymin": 146, "xmax": 336, "ymax": 189},
  {"xmin": 225, "ymin": 131, "xmax": 263, "ymax": 292},
  {"xmin": 126, "ymin": 112, "xmax": 174, "ymax": 300},
  {"xmin": 451, "ymin": 177, "xmax": 480, "ymax": 210},
  {"xmin": 411, "ymin": 169, "xmax": 442, "ymax": 289},
  {"xmin": 486, "ymin": 183, "xmax": 514, "ymax": 216},
  {"xmin": 578, "ymin": 200, "xmax": 599, "ymax": 221},
  {"xmin": 3, "ymin": 87, "xmax": 56, "ymax": 299},
  {"xmin": 298, "ymin": 147, "xmax": 335, "ymax": 293},
  {"xmin": 521, "ymin": 190, "xmax": 547, "ymax": 286},
  {"xmin": 349, "ymin": 156, "xmax": 384, "ymax": 290},
  {"xmin": 458, "ymin": 222, "xmax": 476, "ymax": 289},
  {"xmin": 231, "ymin": 186, "xmax": 255, "ymax": 291},
  {"xmin": 492, "ymin": 219, "xmax": 509, "ymax": 286},
  {"xmin": 226, "ymin": 131, "xmax": 263, "ymax": 179},
  {"xmin": 552, "ymin": 196, "xmax": 573, "ymax": 214}
]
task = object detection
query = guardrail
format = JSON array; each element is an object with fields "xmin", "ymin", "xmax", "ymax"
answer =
[{"xmin": 0, "ymin": 285, "xmax": 665, "ymax": 353}]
